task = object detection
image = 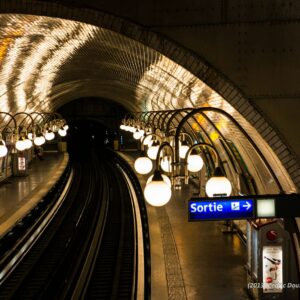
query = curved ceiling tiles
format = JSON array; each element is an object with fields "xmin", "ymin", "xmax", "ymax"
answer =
[{"xmin": 0, "ymin": 14, "xmax": 296, "ymax": 193}]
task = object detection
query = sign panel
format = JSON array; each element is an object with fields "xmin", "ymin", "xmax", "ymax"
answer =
[
  {"xmin": 18, "ymin": 157, "xmax": 26, "ymax": 171},
  {"xmin": 189, "ymin": 194, "xmax": 300, "ymax": 221},
  {"xmin": 262, "ymin": 246, "xmax": 283, "ymax": 293},
  {"xmin": 189, "ymin": 198, "xmax": 254, "ymax": 221}
]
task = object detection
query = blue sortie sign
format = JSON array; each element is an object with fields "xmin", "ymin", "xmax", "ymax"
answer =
[{"xmin": 189, "ymin": 198, "xmax": 254, "ymax": 221}]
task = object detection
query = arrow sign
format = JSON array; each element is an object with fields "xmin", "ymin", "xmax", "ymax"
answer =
[
  {"xmin": 243, "ymin": 201, "xmax": 252, "ymax": 210},
  {"xmin": 189, "ymin": 198, "xmax": 254, "ymax": 221},
  {"xmin": 188, "ymin": 194, "xmax": 300, "ymax": 221}
]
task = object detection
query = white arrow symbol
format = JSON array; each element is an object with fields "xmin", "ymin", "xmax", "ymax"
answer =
[{"xmin": 243, "ymin": 201, "xmax": 251, "ymax": 210}]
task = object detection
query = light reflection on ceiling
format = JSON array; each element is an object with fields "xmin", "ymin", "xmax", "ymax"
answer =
[{"xmin": 0, "ymin": 13, "xmax": 296, "ymax": 193}]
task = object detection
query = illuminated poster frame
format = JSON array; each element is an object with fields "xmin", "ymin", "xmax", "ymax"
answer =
[
  {"xmin": 18, "ymin": 157, "xmax": 26, "ymax": 171},
  {"xmin": 262, "ymin": 246, "xmax": 283, "ymax": 293}
]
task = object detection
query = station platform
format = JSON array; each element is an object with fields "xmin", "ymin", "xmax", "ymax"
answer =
[
  {"xmin": 118, "ymin": 151, "xmax": 251, "ymax": 300},
  {"xmin": 0, "ymin": 152, "xmax": 69, "ymax": 237}
]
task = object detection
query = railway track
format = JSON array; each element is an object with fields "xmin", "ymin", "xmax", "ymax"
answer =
[{"xmin": 0, "ymin": 150, "xmax": 150, "ymax": 299}]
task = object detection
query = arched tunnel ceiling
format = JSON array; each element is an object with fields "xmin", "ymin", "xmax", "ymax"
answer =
[
  {"xmin": 0, "ymin": 13, "xmax": 297, "ymax": 193},
  {"xmin": 0, "ymin": 14, "xmax": 263, "ymax": 135},
  {"xmin": 0, "ymin": 14, "xmax": 217, "ymax": 113}
]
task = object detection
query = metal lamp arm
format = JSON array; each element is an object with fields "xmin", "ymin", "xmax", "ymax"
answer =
[
  {"xmin": 155, "ymin": 142, "xmax": 175, "ymax": 185},
  {"xmin": 0, "ymin": 112, "xmax": 17, "ymax": 129}
]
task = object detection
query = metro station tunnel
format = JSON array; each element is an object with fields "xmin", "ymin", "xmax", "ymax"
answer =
[{"xmin": 0, "ymin": 1, "xmax": 300, "ymax": 299}]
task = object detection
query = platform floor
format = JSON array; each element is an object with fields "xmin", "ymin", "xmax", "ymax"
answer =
[
  {"xmin": 0, "ymin": 152, "xmax": 68, "ymax": 237},
  {"xmin": 118, "ymin": 151, "xmax": 251, "ymax": 300}
]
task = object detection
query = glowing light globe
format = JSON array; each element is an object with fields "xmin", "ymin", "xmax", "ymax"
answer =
[
  {"xmin": 133, "ymin": 130, "xmax": 143, "ymax": 140},
  {"xmin": 0, "ymin": 143, "xmax": 8, "ymax": 157},
  {"xmin": 34, "ymin": 136, "xmax": 46, "ymax": 146},
  {"xmin": 45, "ymin": 131, "xmax": 55, "ymax": 141},
  {"xmin": 58, "ymin": 129, "xmax": 67, "ymax": 137},
  {"xmin": 16, "ymin": 140, "xmax": 26, "ymax": 151},
  {"xmin": 179, "ymin": 143, "xmax": 189, "ymax": 159},
  {"xmin": 142, "ymin": 135, "xmax": 152, "ymax": 146},
  {"xmin": 134, "ymin": 156, "xmax": 153, "ymax": 174},
  {"xmin": 128, "ymin": 126, "xmax": 135, "ymax": 133},
  {"xmin": 63, "ymin": 124, "xmax": 69, "ymax": 131},
  {"xmin": 144, "ymin": 179, "xmax": 172, "ymax": 206},
  {"xmin": 205, "ymin": 174, "xmax": 232, "ymax": 197},
  {"xmin": 24, "ymin": 139, "xmax": 33, "ymax": 149},
  {"xmin": 147, "ymin": 144, "xmax": 159, "ymax": 160},
  {"xmin": 187, "ymin": 154, "xmax": 204, "ymax": 172},
  {"xmin": 146, "ymin": 173, "xmax": 171, "ymax": 188},
  {"xmin": 160, "ymin": 156, "xmax": 172, "ymax": 173}
]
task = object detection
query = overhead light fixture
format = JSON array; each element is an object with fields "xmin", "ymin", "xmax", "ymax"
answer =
[
  {"xmin": 160, "ymin": 156, "xmax": 172, "ymax": 173},
  {"xmin": 179, "ymin": 140, "xmax": 189, "ymax": 159},
  {"xmin": 205, "ymin": 167, "xmax": 232, "ymax": 197},
  {"xmin": 134, "ymin": 152, "xmax": 153, "ymax": 174},
  {"xmin": 23, "ymin": 138, "xmax": 33, "ymax": 149},
  {"xmin": 0, "ymin": 139, "xmax": 8, "ymax": 157},
  {"xmin": 44, "ymin": 131, "xmax": 55, "ymax": 141},
  {"xmin": 58, "ymin": 128, "xmax": 67, "ymax": 137},
  {"xmin": 146, "ymin": 172, "xmax": 172, "ymax": 187},
  {"xmin": 144, "ymin": 170, "xmax": 172, "ymax": 206},
  {"xmin": 147, "ymin": 140, "xmax": 160, "ymax": 160},
  {"xmin": 133, "ymin": 129, "xmax": 144, "ymax": 140},
  {"xmin": 142, "ymin": 134, "xmax": 152, "ymax": 146},
  {"xmin": 187, "ymin": 149, "xmax": 204, "ymax": 172},
  {"xmin": 63, "ymin": 124, "xmax": 69, "ymax": 131},
  {"xmin": 15, "ymin": 138, "xmax": 27, "ymax": 151},
  {"xmin": 34, "ymin": 135, "xmax": 46, "ymax": 146},
  {"xmin": 27, "ymin": 132, "xmax": 34, "ymax": 140}
]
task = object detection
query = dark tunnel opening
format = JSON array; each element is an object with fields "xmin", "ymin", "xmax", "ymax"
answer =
[{"xmin": 66, "ymin": 119, "xmax": 114, "ymax": 159}]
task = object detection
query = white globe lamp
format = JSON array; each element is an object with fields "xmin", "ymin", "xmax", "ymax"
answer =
[
  {"xmin": 179, "ymin": 140, "xmax": 189, "ymax": 159},
  {"xmin": 58, "ymin": 128, "xmax": 67, "ymax": 137},
  {"xmin": 133, "ymin": 129, "xmax": 143, "ymax": 140},
  {"xmin": 34, "ymin": 136, "xmax": 46, "ymax": 146},
  {"xmin": 147, "ymin": 141, "xmax": 160, "ymax": 160},
  {"xmin": 45, "ymin": 131, "xmax": 55, "ymax": 141},
  {"xmin": 134, "ymin": 155, "xmax": 153, "ymax": 174},
  {"xmin": 146, "ymin": 173, "xmax": 172, "ymax": 188},
  {"xmin": 0, "ymin": 141, "xmax": 8, "ymax": 157},
  {"xmin": 160, "ymin": 156, "xmax": 172, "ymax": 173},
  {"xmin": 16, "ymin": 140, "xmax": 26, "ymax": 151},
  {"xmin": 142, "ymin": 135, "xmax": 152, "ymax": 146},
  {"xmin": 128, "ymin": 126, "xmax": 135, "ymax": 133},
  {"xmin": 24, "ymin": 138, "xmax": 33, "ymax": 149},
  {"xmin": 144, "ymin": 170, "xmax": 172, "ymax": 206},
  {"xmin": 187, "ymin": 153, "xmax": 204, "ymax": 172},
  {"xmin": 205, "ymin": 167, "xmax": 232, "ymax": 197},
  {"xmin": 27, "ymin": 132, "xmax": 33, "ymax": 140}
]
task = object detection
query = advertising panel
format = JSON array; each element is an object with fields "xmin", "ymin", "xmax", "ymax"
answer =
[
  {"xmin": 262, "ymin": 246, "xmax": 283, "ymax": 293},
  {"xmin": 18, "ymin": 157, "xmax": 26, "ymax": 171}
]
